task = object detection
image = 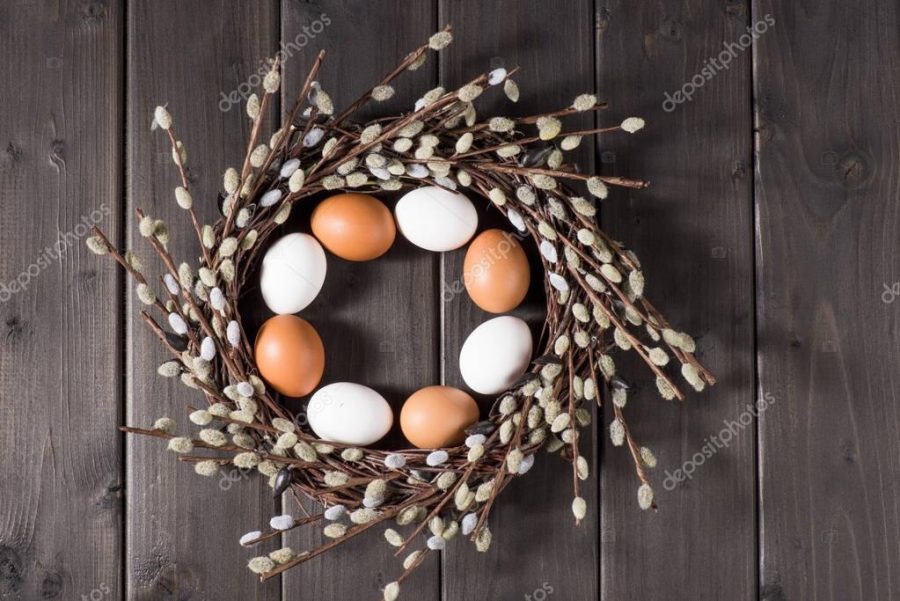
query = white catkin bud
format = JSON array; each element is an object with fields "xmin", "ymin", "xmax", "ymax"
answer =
[
  {"xmin": 174, "ymin": 186, "xmax": 192, "ymax": 210},
  {"xmin": 199, "ymin": 429, "xmax": 226, "ymax": 447},
  {"xmin": 223, "ymin": 168, "xmax": 239, "ymax": 194},
  {"xmin": 426, "ymin": 450, "xmax": 449, "ymax": 466},
  {"xmin": 294, "ymin": 442, "xmax": 317, "ymax": 462},
  {"xmin": 153, "ymin": 417, "xmax": 176, "ymax": 433},
  {"xmin": 576, "ymin": 456, "xmax": 590, "ymax": 481},
  {"xmin": 637, "ymin": 483, "xmax": 654, "ymax": 510},
  {"xmin": 561, "ymin": 135, "xmax": 582, "ymax": 151},
  {"xmin": 621, "ymin": 117, "xmax": 646, "ymax": 133},
  {"xmin": 350, "ymin": 508, "xmax": 378, "ymax": 524},
  {"xmin": 648, "ymin": 347, "xmax": 670, "ymax": 366},
  {"xmin": 85, "ymin": 235, "xmax": 108, "ymax": 255},
  {"xmin": 156, "ymin": 361, "xmax": 181, "ymax": 377},
  {"xmin": 682, "ymin": 362, "xmax": 706, "ymax": 391},
  {"xmin": 467, "ymin": 444, "xmax": 485, "ymax": 462},
  {"xmin": 504, "ymin": 78, "xmax": 520, "ymax": 102},
  {"xmin": 372, "ymin": 85, "xmax": 395, "ymax": 102},
  {"xmin": 249, "ymin": 144, "xmax": 269, "ymax": 168},
  {"xmin": 246, "ymin": 94, "xmax": 260, "ymax": 119},
  {"xmin": 341, "ymin": 447, "xmax": 364, "ymax": 462},
  {"xmin": 154, "ymin": 106, "xmax": 172, "ymax": 130},
  {"xmin": 263, "ymin": 69, "xmax": 280, "ymax": 93},
  {"xmin": 656, "ymin": 376, "xmax": 677, "ymax": 400},
  {"xmin": 475, "ymin": 527, "xmax": 492, "ymax": 552},
  {"xmin": 323, "ymin": 523, "xmax": 347, "ymax": 539},
  {"xmin": 167, "ymin": 437, "xmax": 193, "ymax": 454},
  {"xmin": 488, "ymin": 188, "xmax": 507, "ymax": 206},
  {"xmin": 383, "ymin": 581, "xmax": 400, "ymax": 601},
  {"xmin": 610, "ymin": 419, "xmax": 626, "ymax": 446},
  {"xmin": 457, "ymin": 83, "xmax": 483, "ymax": 102},
  {"xmin": 572, "ymin": 497, "xmax": 587, "ymax": 520},
  {"xmin": 384, "ymin": 528, "xmax": 403, "ymax": 547},
  {"xmin": 506, "ymin": 448, "xmax": 523, "ymax": 473},
  {"xmin": 135, "ymin": 283, "xmax": 156, "ymax": 306},
  {"xmin": 429, "ymin": 30, "xmax": 453, "ymax": 50},
  {"xmin": 587, "ymin": 177, "xmax": 609, "ymax": 199},
  {"xmin": 572, "ymin": 93, "xmax": 597, "ymax": 111},
  {"xmin": 640, "ymin": 447, "xmax": 657, "ymax": 468},
  {"xmin": 247, "ymin": 557, "xmax": 275, "ymax": 575},
  {"xmin": 189, "ymin": 409, "xmax": 212, "ymax": 426},
  {"xmin": 551, "ymin": 413, "xmax": 571, "ymax": 433},
  {"xmin": 226, "ymin": 320, "xmax": 241, "ymax": 346},
  {"xmin": 168, "ymin": 312, "xmax": 187, "ymax": 335},
  {"xmin": 194, "ymin": 460, "xmax": 219, "ymax": 477},
  {"xmin": 536, "ymin": 116, "xmax": 562, "ymax": 140},
  {"xmin": 599, "ymin": 263, "xmax": 621, "ymax": 284}
]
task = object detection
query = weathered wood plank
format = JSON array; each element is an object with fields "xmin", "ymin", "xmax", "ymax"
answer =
[
  {"xmin": 438, "ymin": 2, "xmax": 599, "ymax": 600},
  {"xmin": 0, "ymin": 2, "xmax": 123, "ymax": 599},
  {"xmin": 596, "ymin": 2, "xmax": 756, "ymax": 599},
  {"xmin": 754, "ymin": 1, "xmax": 900, "ymax": 598},
  {"xmin": 278, "ymin": 2, "xmax": 441, "ymax": 600},
  {"xmin": 126, "ymin": 2, "xmax": 280, "ymax": 599}
]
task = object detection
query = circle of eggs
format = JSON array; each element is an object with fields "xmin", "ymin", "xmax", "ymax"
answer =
[
  {"xmin": 463, "ymin": 229, "xmax": 530, "ymax": 313},
  {"xmin": 260, "ymin": 232, "xmax": 327, "ymax": 314},
  {"xmin": 394, "ymin": 186, "xmax": 478, "ymax": 251},
  {"xmin": 254, "ymin": 315, "xmax": 325, "ymax": 397},
  {"xmin": 308, "ymin": 382, "xmax": 393, "ymax": 446},
  {"xmin": 311, "ymin": 193, "xmax": 396, "ymax": 261},
  {"xmin": 459, "ymin": 316, "xmax": 533, "ymax": 395},
  {"xmin": 400, "ymin": 386, "xmax": 480, "ymax": 449}
]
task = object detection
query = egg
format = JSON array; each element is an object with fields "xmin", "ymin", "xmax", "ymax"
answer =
[
  {"xmin": 254, "ymin": 315, "xmax": 325, "ymax": 397},
  {"xmin": 394, "ymin": 186, "xmax": 478, "ymax": 251},
  {"xmin": 307, "ymin": 382, "xmax": 393, "ymax": 446},
  {"xmin": 311, "ymin": 193, "xmax": 396, "ymax": 261},
  {"xmin": 463, "ymin": 229, "xmax": 530, "ymax": 313},
  {"xmin": 260, "ymin": 233, "xmax": 327, "ymax": 314},
  {"xmin": 400, "ymin": 386, "xmax": 480, "ymax": 448},
  {"xmin": 459, "ymin": 316, "xmax": 533, "ymax": 394}
]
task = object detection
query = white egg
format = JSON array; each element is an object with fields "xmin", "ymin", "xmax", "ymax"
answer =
[
  {"xmin": 260, "ymin": 233, "xmax": 327, "ymax": 314},
  {"xmin": 394, "ymin": 186, "xmax": 478, "ymax": 251},
  {"xmin": 459, "ymin": 316, "xmax": 533, "ymax": 395},
  {"xmin": 307, "ymin": 383, "xmax": 393, "ymax": 446}
]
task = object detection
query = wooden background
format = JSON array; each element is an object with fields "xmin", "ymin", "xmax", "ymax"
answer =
[{"xmin": 1, "ymin": 1, "xmax": 898, "ymax": 600}]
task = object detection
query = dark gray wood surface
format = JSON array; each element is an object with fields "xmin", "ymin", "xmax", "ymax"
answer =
[
  {"xmin": 597, "ymin": 2, "xmax": 756, "ymax": 599},
  {"xmin": 125, "ymin": 2, "xmax": 279, "ymax": 600},
  {"xmin": 1, "ymin": 1, "xmax": 896, "ymax": 600},
  {"xmin": 754, "ymin": 1, "xmax": 900, "ymax": 599},
  {"xmin": 0, "ymin": 2, "xmax": 124, "ymax": 600}
]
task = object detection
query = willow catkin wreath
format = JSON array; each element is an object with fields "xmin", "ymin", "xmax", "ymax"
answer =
[{"xmin": 87, "ymin": 26, "xmax": 714, "ymax": 600}]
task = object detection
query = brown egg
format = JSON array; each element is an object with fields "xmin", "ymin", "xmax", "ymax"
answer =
[
  {"xmin": 254, "ymin": 315, "xmax": 325, "ymax": 397},
  {"xmin": 400, "ymin": 386, "xmax": 480, "ymax": 449},
  {"xmin": 463, "ymin": 229, "xmax": 530, "ymax": 313},
  {"xmin": 311, "ymin": 193, "xmax": 396, "ymax": 261}
]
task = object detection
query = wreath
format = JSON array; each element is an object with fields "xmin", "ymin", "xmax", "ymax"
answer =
[{"xmin": 87, "ymin": 26, "xmax": 714, "ymax": 601}]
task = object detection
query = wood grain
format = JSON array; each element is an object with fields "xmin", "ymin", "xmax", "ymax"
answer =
[
  {"xmin": 754, "ymin": 1, "xmax": 900, "ymax": 598},
  {"xmin": 278, "ymin": 2, "xmax": 441, "ymax": 600},
  {"xmin": 596, "ymin": 1, "xmax": 756, "ymax": 599},
  {"xmin": 125, "ymin": 2, "xmax": 279, "ymax": 599},
  {"xmin": 0, "ymin": 1, "xmax": 123, "ymax": 600},
  {"xmin": 438, "ymin": 2, "xmax": 599, "ymax": 600}
]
